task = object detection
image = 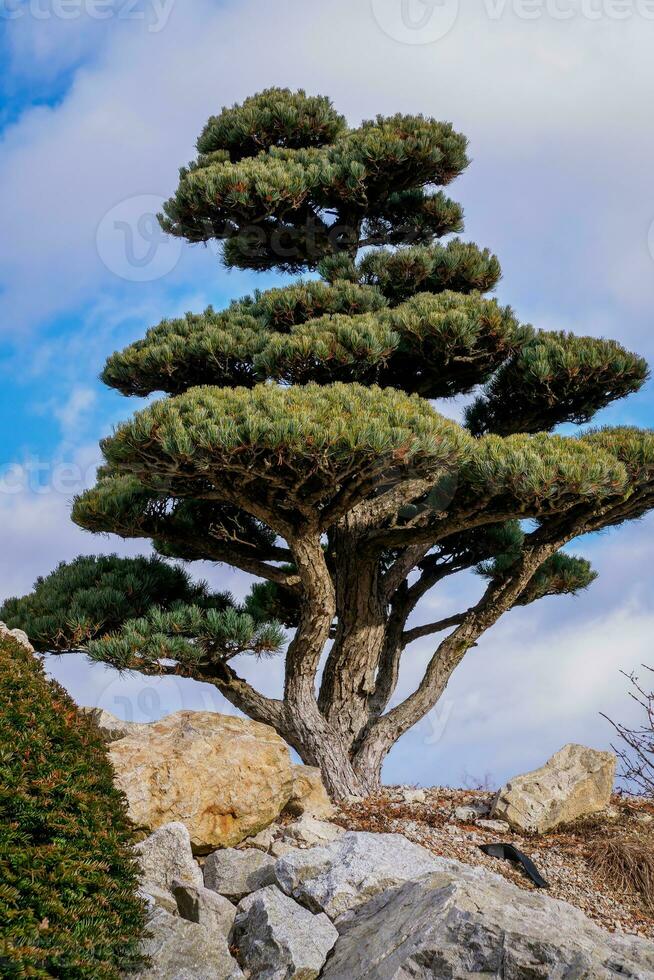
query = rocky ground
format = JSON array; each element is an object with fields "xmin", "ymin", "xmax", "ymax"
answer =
[{"xmin": 334, "ymin": 786, "xmax": 654, "ymax": 940}]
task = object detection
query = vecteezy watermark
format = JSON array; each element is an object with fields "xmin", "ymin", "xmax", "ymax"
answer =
[
  {"xmin": 90, "ymin": 672, "xmax": 227, "ymax": 721},
  {"xmin": 0, "ymin": 456, "xmax": 99, "ymax": 496},
  {"xmin": 0, "ymin": 0, "xmax": 175, "ymax": 32},
  {"xmin": 482, "ymin": 0, "xmax": 654, "ymax": 20},
  {"xmin": 96, "ymin": 194, "xmax": 182, "ymax": 282},
  {"xmin": 422, "ymin": 697, "xmax": 454, "ymax": 746},
  {"xmin": 371, "ymin": 0, "xmax": 654, "ymax": 43},
  {"xmin": 370, "ymin": 0, "xmax": 460, "ymax": 44}
]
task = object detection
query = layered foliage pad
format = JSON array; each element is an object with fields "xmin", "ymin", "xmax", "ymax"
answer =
[
  {"xmin": 160, "ymin": 89, "xmax": 470, "ymax": 271},
  {"xmin": 86, "ymin": 605, "xmax": 285, "ymax": 675},
  {"xmin": 0, "ymin": 636, "xmax": 146, "ymax": 978},
  {"xmin": 1, "ymin": 556, "xmax": 285, "ymax": 671},
  {"xmin": 0, "ymin": 554, "xmax": 229, "ymax": 652},
  {"xmin": 96, "ymin": 382, "xmax": 470, "ymax": 522}
]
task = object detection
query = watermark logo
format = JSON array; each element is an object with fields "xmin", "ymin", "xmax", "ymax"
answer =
[
  {"xmin": 91, "ymin": 673, "xmax": 224, "ymax": 721},
  {"xmin": 370, "ymin": 0, "xmax": 460, "ymax": 44},
  {"xmin": 96, "ymin": 193, "xmax": 182, "ymax": 282},
  {"xmin": 0, "ymin": 0, "xmax": 175, "ymax": 32},
  {"xmin": 423, "ymin": 697, "xmax": 454, "ymax": 745}
]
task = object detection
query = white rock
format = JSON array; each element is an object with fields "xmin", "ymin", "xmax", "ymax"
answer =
[
  {"xmin": 402, "ymin": 788, "xmax": 426, "ymax": 804},
  {"xmin": 78, "ymin": 706, "xmax": 150, "ymax": 741},
  {"xmin": 476, "ymin": 818, "xmax": 511, "ymax": 834},
  {"xmin": 172, "ymin": 879, "xmax": 236, "ymax": 939},
  {"xmin": 492, "ymin": 743, "xmax": 617, "ymax": 834},
  {"xmin": 274, "ymin": 831, "xmax": 447, "ymax": 920},
  {"xmin": 282, "ymin": 815, "xmax": 345, "ymax": 847},
  {"xmin": 321, "ymin": 861, "xmax": 654, "ymax": 979},
  {"xmin": 0, "ymin": 622, "xmax": 33, "ymax": 652},
  {"xmin": 134, "ymin": 822, "xmax": 203, "ymax": 893},
  {"xmin": 231, "ymin": 884, "xmax": 338, "ymax": 979},
  {"xmin": 133, "ymin": 907, "xmax": 243, "ymax": 979},
  {"xmin": 204, "ymin": 847, "xmax": 276, "ymax": 901}
]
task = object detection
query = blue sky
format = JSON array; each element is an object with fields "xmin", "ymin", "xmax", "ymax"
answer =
[{"xmin": 1, "ymin": 0, "xmax": 654, "ymax": 788}]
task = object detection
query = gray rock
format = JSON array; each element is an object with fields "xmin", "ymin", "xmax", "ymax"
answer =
[
  {"xmin": 204, "ymin": 846, "xmax": 276, "ymax": 900},
  {"xmin": 453, "ymin": 800, "xmax": 490, "ymax": 822},
  {"xmin": 244, "ymin": 824, "xmax": 277, "ymax": 852},
  {"xmin": 322, "ymin": 863, "xmax": 654, "ymax": 979},
  {"xmin": 134, "ymin": 822, "xmax": 203, "ymax": 892},
  {"xmin": 172, "ymin": 879, "xmax": 236, "ymax": 938},
  {"xmin": 476, "ymin": 818, "xmax": 511, "ymax": 833},
  {"xmin": 231, "ymin": 884, "xmax": 338, "ymax": 979},
  {"xmin": 138, "ymin": 885, "xmax": 178, "ymax": 915},
  {"xmin": 133, "ymin": 907, "xmax": 243, "ymax": 979},
  {"xmin": 270, "ymin": 839, "xmax": 301, "ymax": 858},
  {"xmin": 401, "ymin": 788, "xmax": 426, "ymax": 804},
  {"xmin": 453, "ymin": 806, "xmax": 478, "ymax": 823},
  {"xmin": 282, "ymin": 815, "xmax": 344, "ymax": 847},
  {"xmin": 274, "ymin": 831, "xmax": 445, "ymax": 920}
]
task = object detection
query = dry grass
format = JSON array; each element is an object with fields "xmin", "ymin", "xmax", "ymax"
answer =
[{"xmin": 589, "ymin": 834, "xmax": 654, "ymax": 911}]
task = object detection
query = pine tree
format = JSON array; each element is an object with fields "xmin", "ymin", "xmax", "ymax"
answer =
[{"xmin": 7, "ymin": 88, "xmax": 654, "ymax": 797}]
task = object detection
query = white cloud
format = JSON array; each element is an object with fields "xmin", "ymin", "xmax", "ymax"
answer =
[{"xmin": 2, "ymin": 0, "xmax": 654, "ymax": 347}]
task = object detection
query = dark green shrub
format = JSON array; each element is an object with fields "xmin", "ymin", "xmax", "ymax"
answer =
[
  {"xmin": 0, "ymin": 553, "xmax": 229, "ymax": 652},
  {"xmin": 0, "ymin": 635, "xmax": 147, "ymax": 978}
]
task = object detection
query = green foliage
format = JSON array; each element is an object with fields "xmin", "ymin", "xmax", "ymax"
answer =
[
  {"xmin": 101, "ymin": 288, "xmax": 525, "ymax": 400},
  {"xmin": 480, "ymin": 550, "xmax": 597, "ymax": 604},
  {"xmin": 196, "ymin": 88, "xmax": 347, "ymax": 162},
  {"xmin": 466, "ymin": 332, "xmax": 648, "ymax": 436},
  {"xmin": 0, "ymin": 635, "xmax": 146, "ymax": 977},
  {"xmin": 96, "ymin": 382, "xmax": 471, "ymax": 514},
  {"xmin": 355, "ymin": 240, "xmax": 501, "ymax": 303},
  {"xmin": 457, "ymin": 432, "xmax": 628, "ymax": 514},
  {"xmin": 159, "ymin": 88, "xmax": 470, "ymax": 271},
  {"xmin": 86, "ymin": 604, "xmax": 285, "ymax": 674},
  {"xmin": 0, "ymin": 554, "xmax": 227, "ymax": 652}
]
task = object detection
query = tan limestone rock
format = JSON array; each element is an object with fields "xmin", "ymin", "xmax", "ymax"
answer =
[
  {"xmin": 492, "ymin": 743, "xmax": 616, "ymax": 834},
  {"xmin": 109, "ymin": 710, "xmax": 294, "ymax": 851}
]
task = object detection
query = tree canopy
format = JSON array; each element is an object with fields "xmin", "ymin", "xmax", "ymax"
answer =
[{"xmin": 4, "ymin": 88, "xmax": 652, "ymax": 798}]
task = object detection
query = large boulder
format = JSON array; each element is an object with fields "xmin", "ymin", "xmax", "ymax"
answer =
[
  {"xmin": 274, "ymin": 831, "xmax": 444, "ymax": 920},
  {"xmin": 321, "ymin": 862, "xmax": 654, "ymax": 979},
  {"xmin": 231, "ymin": 884, "xmax": 338, "ymax": 979},
  {"xmin": 134, "ymin": 821, "xmax": 203, "ymax": 892},
  {"xmin": 284, "ymin": 763, "xmax": 335, "ymax": 819},
  {"xmin": 492, "ymin": 743, "xmax": 617, "ymax": 833},
  {"xmin": 107, "ymin": 710, "xmax": 294, "ymax": 851},
  {"xmin": 134, "ymin": 907, "xmax": 243, "ymax": 979}
]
